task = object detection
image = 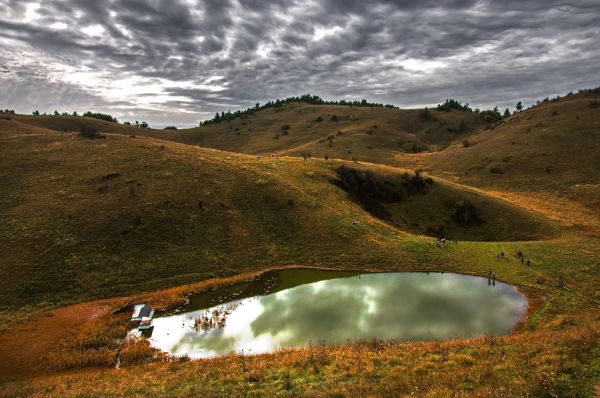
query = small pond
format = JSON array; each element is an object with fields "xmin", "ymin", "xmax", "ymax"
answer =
[{"xmin": 144, "ymin": 269, "xmax": 527, "ymax": 358}]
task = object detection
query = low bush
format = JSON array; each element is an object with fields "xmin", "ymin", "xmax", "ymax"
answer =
[
  {"xmin": 79, "ymin": 126, "xmax": 105, "ymax": 139},
  {"xmin": 401, "ymin": 141, "xmax": 426, "ymax": 153},
  {"xmin": 479, "ymin": 108, "xmax": 503, "ymax": 123},
  {"xmin": 454, "ymin": 200, "xmax": 483, "ymax": 227}
]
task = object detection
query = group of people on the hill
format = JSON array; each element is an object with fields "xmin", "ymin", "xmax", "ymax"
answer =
[
  {"xmin": 514, "ymin": 250, "xmax": 531, "ymax": 266},
  {"xmin": 436, "ymin": 236, "xmax": 456, "ymax": 247},
  {"xmin": 496, "ymin": 250, "xmax": 531, "ymax": 266},
  {"xmin": 426, "ymin": 237, "xmax": 454, "ymax": 248},
  {"xmin": 493, "ymin": 250, "xmax": 568, "ymax": 289}
]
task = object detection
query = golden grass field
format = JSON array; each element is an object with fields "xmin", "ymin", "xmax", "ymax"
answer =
[{"xmin": 0, "ymin": 90, "xmax": 598, "ymax": 397}]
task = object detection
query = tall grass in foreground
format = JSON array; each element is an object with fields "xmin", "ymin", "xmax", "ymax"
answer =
[{"xmin": 9, "ymin": 324, "xmax": 599, "ymax": 397}]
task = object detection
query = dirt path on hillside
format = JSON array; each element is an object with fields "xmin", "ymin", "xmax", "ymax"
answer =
[
  {"xmin": 0, "ymin": 302, "xmax": 110, "ymax": 381},
  {"xmin": 272, "ymin": 134, "xmax": 331, "ymax": 155}
]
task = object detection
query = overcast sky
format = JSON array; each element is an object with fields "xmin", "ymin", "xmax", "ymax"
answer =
[{"xmin": 1, "ymin": 1, "xmax": 599, "ymax": 127}]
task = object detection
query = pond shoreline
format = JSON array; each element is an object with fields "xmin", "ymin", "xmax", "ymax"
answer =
[
  {"xmin": 144, "ymin": 268, "xmax": 532, "ymax": 359},
  {"xmin": 0, "ymin": 264, "xmax": 542, "ymax": 380}
]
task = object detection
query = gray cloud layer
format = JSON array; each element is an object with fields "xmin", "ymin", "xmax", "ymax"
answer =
[{"xmin": 1, "ymin": 0, "xmax": 599, "ymax": 127}]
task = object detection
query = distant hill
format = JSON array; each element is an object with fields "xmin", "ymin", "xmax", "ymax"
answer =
[
  {"xmin": 1, "ymin": 112, "xmax": 176, "ymax": 141},
  {"xmin": 5, "ymin": 100, "xmax": 492, "ymax": 165},
  {"xmin": 180, "ymin": 102, "xmax": 490, "ymax": 163}
]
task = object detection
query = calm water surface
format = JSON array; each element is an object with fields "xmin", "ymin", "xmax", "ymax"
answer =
[{"xmin": 145, "ymin": 271, "xmax": 527, "ymax": 358}]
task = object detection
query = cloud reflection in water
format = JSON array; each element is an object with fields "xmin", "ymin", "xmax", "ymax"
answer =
[{"xmin": 148, "ymin": 272, "xmax": 526, "ymax": 358}]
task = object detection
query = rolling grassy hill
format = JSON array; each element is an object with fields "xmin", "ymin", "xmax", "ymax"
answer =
[
  {"xmin": 177, "ymin": 102, "xmax": 490, "ymax": 163},
  {"xmin": 0, "ymin": 90, "xmax": 599, "ymax": 396},
  {"xmin": 0, "ymin": 118, "xmax": 556, "ymax": 317},
  {"xmin": 10, "ymin": 90, "xmax": 598, "ymax": 217},
  {"xmin": 7, "ymin": 101, "xmax": 491, "ymax": 165},
  {"xmin": 394, "ymin": 90, "xmax": 600, "ymax": 231}
]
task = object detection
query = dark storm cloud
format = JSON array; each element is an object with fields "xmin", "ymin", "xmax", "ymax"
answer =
[{"xmin": 0, "ymin": 0, "xmax": 599, "ymax": 126}]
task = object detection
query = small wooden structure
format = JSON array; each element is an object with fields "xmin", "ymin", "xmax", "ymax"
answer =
[{"xmin": 131, "ymin": 304, "xmax": 154, "ymax": 331}]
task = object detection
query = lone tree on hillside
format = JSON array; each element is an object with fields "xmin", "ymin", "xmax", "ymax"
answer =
[
  {"xmin": 516, "ymin": 101, "xmax": 523, "ymax": 112},
  {"xmin": 420, "ymin": 107, "xmax": 434, "ymax": 121},
  {"xmin": 503, "ymin": 108, "xmax": 511, "ymax": 117}
]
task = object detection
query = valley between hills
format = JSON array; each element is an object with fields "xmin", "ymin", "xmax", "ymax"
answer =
[{"xmin": 0, "ymin": 90, "xmax": 599, "ymax": 397}]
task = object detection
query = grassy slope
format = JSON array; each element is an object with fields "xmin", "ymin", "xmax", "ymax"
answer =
[
  {"xmin": 0, "ymin": 127, "xmax": 368, "ymax": 314},
  {"xmin": 394, "ymin": 92, "xmax": 600, "ymax": 230},
  {"xmin": 330, "ymin": 161, "xmax": 555, "ymax": 241},
  {"xmin": 0, "ymin": 120, "xmax": 555, "ymax": 320},
  {"xmin": 0, "ymin": 94, "xmax": 599, "ymax": 396}
]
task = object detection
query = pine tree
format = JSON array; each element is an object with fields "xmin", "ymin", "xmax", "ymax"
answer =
[{"xmin": 516, "ymin": 101, "xmax": 523, "ymax": 112}]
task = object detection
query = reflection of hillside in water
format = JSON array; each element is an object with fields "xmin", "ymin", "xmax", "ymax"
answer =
[{"xmin": 148, "ymin": 272, "xmax": 527, "ymax": 358}]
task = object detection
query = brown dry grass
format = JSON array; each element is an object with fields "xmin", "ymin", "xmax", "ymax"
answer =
[
  {"xmin": 2, "ymin": 323, "xmax": 597, "ymax": 397},
  {"xmin": 394, "ymin": 92, "xmax": 600, "ymax": 229},
  {"xmin": 0, "ymin": 92, "xmax": 599, "ymax": 396}
]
